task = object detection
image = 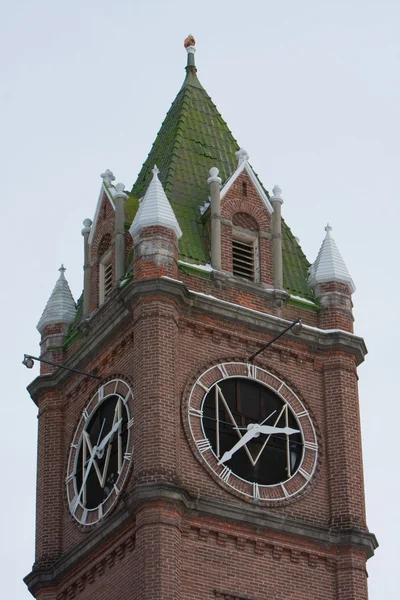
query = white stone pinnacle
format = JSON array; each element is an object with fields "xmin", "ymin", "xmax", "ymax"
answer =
[
  {"xmin": 235, "ymin": 148, "xmax": 249, "ymax": 166},
  {"xmin": 37, "ymin": 265, "xmax": 77, "ymax": 333},
  {"xmin": 270, "ymin": 185, "xmax": 283, "ymax": 203},
  {"xmin": 207, "ymin": 167, "xmax": 222, "ymax": 184},
  {"xmin": 101, "ymin": 169, "xmax": 115, "ymax": 185},
  {"xmin": 81, "ymin": 218, "xmax": 92, "ymax": 236},
  {"xmin": 308, "ymin": 224, "xmax": 355, "ymax": 294},
  {"xmin": 129, "ymin": 165, "xmax": 182, "ymax": 239}
]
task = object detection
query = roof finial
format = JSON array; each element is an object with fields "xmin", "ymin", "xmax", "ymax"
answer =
[
  {"xmin": 325, "ymin": 223, "xmax": 332, "ymax": 235},
  {"xmin": 235, "ymin": 148, "xmax": 249, "ymax": 166},
  {"xmin": 184, "ymin": 34, "xmax": 196, "ymax": 69},
  {"xmin": 101, "ymin": 169, "xmax": 115, "ymax": 186},
  {"xmin": 152, "ymin": 165, "xmax": 160, "ymax": 179},
  {"xmin": 59, "ymin": 264, "xmax": 66, "ymax": 276},
  {"xmin": 184, "ymin": 34, "xmax": 196, "ymax": 49}
]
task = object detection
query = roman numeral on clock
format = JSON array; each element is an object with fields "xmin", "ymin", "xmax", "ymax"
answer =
[
  {"xmin": 195, "ymin": 438, "xmax": 212, "ymax": 453},
  {"xmin": 220, "ymin": 466, "xmax": 231, "ymax": 483},
  {"xmin": 189, "ymin": 407, "xmax": 203, "ymax": 418},
  {"xmin": 303, "ymin": 441, "xmax": 318, "ymax": 451}
]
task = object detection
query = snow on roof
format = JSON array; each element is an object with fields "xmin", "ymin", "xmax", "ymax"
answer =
[
  {"xmin": 308, "ymin": 224, "xmax": 355, "ymax": 294},
  {"xmin": 37, "ymin": 265, "xmax": 77, "ymax": 333},
  {"xmin": 129, "ymin": 165, "xmax": 182, "ymax": 239}
]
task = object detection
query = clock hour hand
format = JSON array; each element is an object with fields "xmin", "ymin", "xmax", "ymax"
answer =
[{"xmin": 218, "ymin": 428, "xmax": 258, "ymax": 465}]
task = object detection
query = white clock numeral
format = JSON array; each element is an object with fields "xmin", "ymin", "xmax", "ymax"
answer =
[
  {"xmin": 97, "ymin": 387, "xmax": 104, "ymax": 403},
  {"xmin": 114, "ymin": 484, "xmax": 121, "ymax": 496},
  {"xmin": 82, "ymin": 408, "xmax": 90, "ymax": 421},
  {"xmin": 220, "ymin": 466, "xmax": 231, "ymax": 483},
  {"xmin": 70, "ymin": 443, "xmax": 78, "ymax": 449},
  {"xmin": 218, "ymin": 364, "xmax": 229, "ymax": 379},
  {"xmin": 247, "ymin": 363, "xmax": 257, "ymax": 379},
  {"xmin": 277, "ymin": 382, "xmax": 284, "ymax": 392},
  {"xmin": 197, "ymin": 380, "xmax": 210, "ymax": 393},
  {"xmin": 296, "ymin": 410, "xmax": 309, "ymax": 418},
  {"xmin": 98, "ymin": 504, "xmax": 103, "ymax": 520},
  {"xmin": 123, "ymin": 390, "xmax": 132, "ymax": 404},
  {"xmin": 298, "ymin": 467, "xmax": 312, "ymax": 481},
  {"xmin": 303, "ymin": 440, "xmax": 318, "ymax": 451},
  {"xmin": 195, "ymin": 438, "xmax": 212, "ymax": 454},
  {"xmin": 127, "ymin": 417, "xmax": 134, "ymax": 429},
  {"xmin": 81, "ymin": 509, "xmax": 88, "ymax": 525},
  {"xmin": 253, "ymin": 482, "xmax": 261, "ymax": 499},
  {"xmin": 69, "ymin": 496, "xmax": 79, "ymax": 514},
  {"xmin": 65, "ymin": 472, "xmax": 74, "ymax": 484},
  {"xmin": 124, "ymin": 452, "xmax": 132, "ymax": 462},
  {"xmin": 280, "ymin": 483, "xmax": 289, "ymax": 497},
  {"xmin": 189, "ymin": 407, "xmax": 203, "ymax": 418}
]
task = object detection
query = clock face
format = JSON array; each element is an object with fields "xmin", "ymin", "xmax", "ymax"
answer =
[
  {"xmin": 187, "ymin": 362, "xmax": 318, "ymax": 502},
  {"xmin": 66, "ymin": 379, "xmax": 134, "ymax": 525}
]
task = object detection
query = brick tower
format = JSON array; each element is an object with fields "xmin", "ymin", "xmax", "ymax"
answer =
[{"xmin": 25, "ymin": 37, "xmax": 377, "ymax": 600}]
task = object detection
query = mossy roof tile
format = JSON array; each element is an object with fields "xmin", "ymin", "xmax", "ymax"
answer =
[{"xmin": 126, "ymin": 59, "xmax": 313, "ymax": 299}]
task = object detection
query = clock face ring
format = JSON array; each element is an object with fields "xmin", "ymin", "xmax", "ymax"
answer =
[
  {"xmin": 66, "ymin": 379, "xmax": 134, "ymax": 525},
  {"xmin": 187, "ymin": 362, "xmax": 318, "ymax": 502}
]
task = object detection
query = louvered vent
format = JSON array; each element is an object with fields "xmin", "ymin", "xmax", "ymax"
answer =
[
  {"xmin": 232, "ymin": 238, "xmax": 255, "ymax": 281},
  {"xmin": 103, "ymin": 262, "xmax": 113, "ymax": 298}
]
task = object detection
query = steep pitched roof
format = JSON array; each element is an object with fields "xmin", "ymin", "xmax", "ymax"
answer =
[
  {"xmin": 126, "ymin": 49, "xmax": 313, "ymax": 300},
  {"xmin": 37, "ymin": 265, "xmax": 77, "ymax": 333},
  {"xmin": 308, "ymin": 224, "xmax": 355, "ymax": 293}
]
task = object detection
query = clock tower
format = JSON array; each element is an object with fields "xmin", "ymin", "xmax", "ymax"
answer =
[{"xmin": 25, "ymin": 37, "xmax": 377, "ymax": 600}]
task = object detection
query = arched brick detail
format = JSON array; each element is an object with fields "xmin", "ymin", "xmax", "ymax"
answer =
[
  {"xmin": 221, "ymin": 173, "xmax": 271, "ymax": 233},
  {"xmin": 97, "ymin": 233, "xmax": 112, "ymax": 259},
  {"xmin": 232, "ymin": 212, "xmax": 259, "ymax": 232}
]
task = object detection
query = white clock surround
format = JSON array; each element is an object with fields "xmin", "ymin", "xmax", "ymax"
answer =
[{"xmin": 186, "ymin": 362, "xmax": 318, "ymax": 503}]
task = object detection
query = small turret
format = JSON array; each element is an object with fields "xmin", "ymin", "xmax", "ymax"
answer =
[
  {"xmin": 37, "ymin": 265, "xmax": 76, "ymax": 372},
  {"xmin": 130, "ymin": 165, "xmax": 182, "ymax": 280},
  {"xmin": 309, "ymin": 224, "xmax": 355, "ymax": 331}
]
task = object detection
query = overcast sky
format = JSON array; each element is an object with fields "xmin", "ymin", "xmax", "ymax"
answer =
[{"xmin": 1, "ymin": 1, "xmax": 398, "ymax": 598}]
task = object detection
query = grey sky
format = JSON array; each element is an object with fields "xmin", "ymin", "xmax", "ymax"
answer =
[{"xmin": 1, "ymin": 1, "xmax": 398, "ymax": 597}]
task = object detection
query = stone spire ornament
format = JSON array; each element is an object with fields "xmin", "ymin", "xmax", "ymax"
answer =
[
  {"xmin": 235, "ymin": 148, "xmax": 249, "ymax": 167},
  {"xmin": 129, "ymin": 165, "xmax": 182, "ymax": 239},
  {"xmin": 37, "ymin": 265, "xmax": 77, "ymax": 333},
  {"xmin": 100, "ymin": 169, "xmax": 115, "ymax": 186},
  {"xmin": 308, "ymin": 224, "xmax": 356, "ymax": 293}
]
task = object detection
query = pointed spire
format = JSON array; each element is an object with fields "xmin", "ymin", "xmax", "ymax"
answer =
[
  {"xmin": 308, "ymin": 224, "xmax": 355, "ymax": 293},
  {"xmin": 129, "ymin": 165, "xmax": 182, "ymax": 239},
  {"xmin": 37, "ymin": 265, "xmax": 77, "ymax": 333}
]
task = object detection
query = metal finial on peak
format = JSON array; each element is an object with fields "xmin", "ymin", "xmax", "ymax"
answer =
[
  {"xmin": 59, "ymin": 264, "xmax": 66, "ymax": 275},
  {"xmin": 325, "ymin": 223, "xmax": 332, "ymax": 234},
  {"xmin": 101, "ymin": 169, "xmax": 115, "ymax": 185},
  {"xmin": 184, "ymin": 34, "xmax": 196, "ymax": 49},
  {"xmin": 151, "ymin": 165, "xmax": 160, "ymax": 178},
  {"xmin": 235, "ymin": 148, "xmax": 249, "ymax": 166}
]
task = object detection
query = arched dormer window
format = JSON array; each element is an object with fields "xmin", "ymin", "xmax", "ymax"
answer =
[
  {"xmin": 98, "ymin": 234, "xmax": 112, "ymax": 305},
  {"xmin": 232, "ymin": 212, "xmax": 260, "ymax": 282}
]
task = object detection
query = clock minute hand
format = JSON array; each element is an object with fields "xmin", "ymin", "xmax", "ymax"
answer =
[
  {"xmin": 97, "ymin": 418, "xmax": 123, "ymax": 454},
  {"xmin": 218, "ymin": 428, "xmax": 258, "ymax": 465},
  {"xmin": 258, "ymin": 425, "xmax": 299, "ymax": 436}
]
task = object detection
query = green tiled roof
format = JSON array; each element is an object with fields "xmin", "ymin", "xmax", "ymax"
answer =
[{"xmin": 126, "ymin": 55, "xmax": 314, "ymax": 301}]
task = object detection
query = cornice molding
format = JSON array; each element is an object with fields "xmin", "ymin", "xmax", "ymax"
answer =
[
  {"xmin": 27, "ymin": 277, "xmax": 367, "ymax": 404},
  {"xmin": 24, "ymin": 481, "xmax": 378, "ymax": 595}
]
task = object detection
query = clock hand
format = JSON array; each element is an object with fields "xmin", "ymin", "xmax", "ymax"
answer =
[
  {"xmin": 97, "ymin": 418, "xmax": 123, "ymax": 454},
  {"xmin": 73, "ymin": 447, "xmax": 98, "ymax": 510},
  {"xmin": 218, "ymin": 428, "xmax": 259, "ymax": 465},
  {"xmin": 258, "ymin": 425, "xmax": 299, "ymax": 436},
  {"xmin": 218, "ymin": 423, "xmax": 299, "ymax": 465}
]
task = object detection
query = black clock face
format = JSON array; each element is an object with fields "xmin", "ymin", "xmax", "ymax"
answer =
[
  {"xmin": 75, "ymin": 395, "xmax": 129, "ymax": 509},
  {"xmin": 203, "ymin": 378, "xmax": 303, "ymax": 486},
  {"xmin": 67, "ymin": 379, "xmax": 134, "ymax": 525},
  {"xmin": 187, "ymin": 363, "xmax": 318, "ymax": 502}
]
